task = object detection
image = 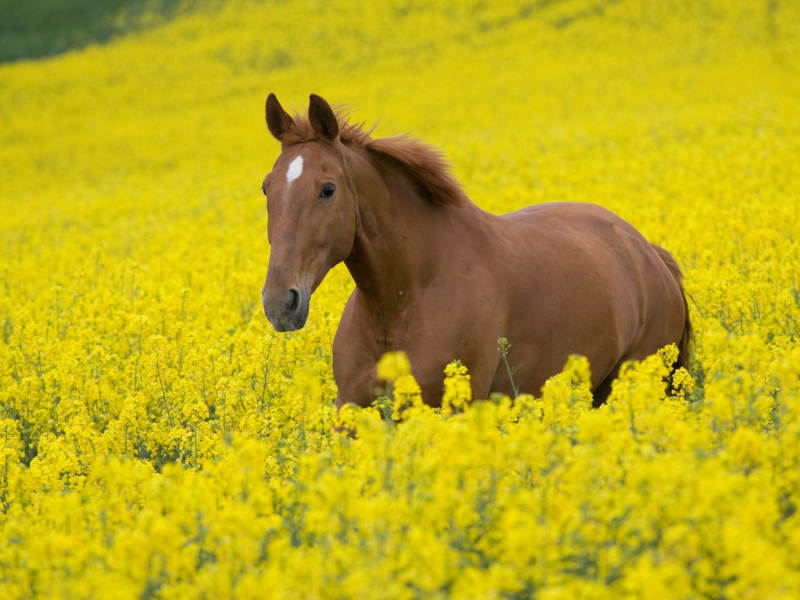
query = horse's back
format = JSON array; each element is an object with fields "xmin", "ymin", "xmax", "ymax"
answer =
[
  {"xmin": 502, "ymin": 202, "xmax": 669, "ymax": 288},
  {"xmin": 500, "ymin": 201, "xmax": 663, "ymax": 299},
  {"xmin": 502, "ymin": 201, "xmax": 636, "ymax": 242},
  {"xmin": 494, "ymin": 202, "xmax": 685, "ymax": 390}
]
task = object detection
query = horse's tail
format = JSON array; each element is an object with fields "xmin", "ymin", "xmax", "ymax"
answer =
[{"xmin": 651, "ymin": 244, "xmax": 693, "ymax": 371}]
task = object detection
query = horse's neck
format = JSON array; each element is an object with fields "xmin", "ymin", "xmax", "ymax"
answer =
[{"xmin": 343, "ymin": 148, "xmax": 463, "ymax": 323}]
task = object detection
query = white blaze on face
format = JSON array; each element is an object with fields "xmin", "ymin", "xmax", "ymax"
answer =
[{"xmin": 286, "ymin": 155, "xmax": 304, "ymax": 186}]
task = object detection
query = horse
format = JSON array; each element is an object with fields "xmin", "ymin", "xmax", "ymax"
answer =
[{"xmin": 260, "ymin": 94, "xmax": 692, "ymax": 408}]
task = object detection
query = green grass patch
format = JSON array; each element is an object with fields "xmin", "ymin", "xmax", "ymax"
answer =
[{"xmin": 0, "ymin": 0, "xmax": 200, "ymax": 63}]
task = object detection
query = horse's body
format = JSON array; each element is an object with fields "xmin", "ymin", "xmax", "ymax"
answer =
[{"xmin": 260, "ymin": 94, "xmax": 691, "ymax": 408}]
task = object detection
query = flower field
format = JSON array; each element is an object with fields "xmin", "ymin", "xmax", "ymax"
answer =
[{"xmin": 2, "ymin": 0, "xmax": 800, "ymax": 597}]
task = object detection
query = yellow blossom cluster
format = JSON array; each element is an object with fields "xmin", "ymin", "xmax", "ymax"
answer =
[{"xmin": 2, "ymin": 0, "xmax": 800, "ymax": 597}]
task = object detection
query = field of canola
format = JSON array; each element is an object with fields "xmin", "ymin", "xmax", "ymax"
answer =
[{"xmin": 2, "ymin": 0, "xmax": 800, "ymax": 597}]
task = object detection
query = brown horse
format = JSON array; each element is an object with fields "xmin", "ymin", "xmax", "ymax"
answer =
[{"xmin": 260, "ymin": 94, "xmax": 692, "ymax": 408}]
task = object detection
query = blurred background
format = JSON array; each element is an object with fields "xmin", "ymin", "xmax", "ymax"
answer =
[{"xmin": 0, "ymin": 0, "xmax": 199, "ymax": 62}]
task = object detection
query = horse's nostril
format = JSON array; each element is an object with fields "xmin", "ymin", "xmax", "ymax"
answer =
[{"xmin": 287, "ymin": 288, "xmax": 301, "ymax": 313}]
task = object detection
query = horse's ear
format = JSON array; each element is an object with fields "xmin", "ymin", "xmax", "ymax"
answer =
[
  {"xmin": 266, "ymin": 93, "xmax": 295, "ymax": 141},
  {"xmin": 308, "ymin": 94, "xmax": 339, "ymax": 141}
]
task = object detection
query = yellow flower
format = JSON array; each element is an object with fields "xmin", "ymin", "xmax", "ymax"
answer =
[
  {"xmin": 442, "ymin": 360, "xmax": 472, "ymax": 413},
  {"xmin": 376, "ymin": 351, "xmax": 411, "ymax": 381}
]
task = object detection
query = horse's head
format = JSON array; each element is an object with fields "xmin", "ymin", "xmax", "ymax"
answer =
[{"xmin": 260, "ymin": 94, "xmax": 357, "ymax": 331}]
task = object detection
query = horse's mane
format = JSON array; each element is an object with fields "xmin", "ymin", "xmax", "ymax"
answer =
[{"xmin": 281, "ymin": 109, "xmax": 467, "ymax": 207}]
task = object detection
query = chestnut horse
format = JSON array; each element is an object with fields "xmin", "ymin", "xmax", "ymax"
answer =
[{"xmin": 260, "ymin": 94, "xmax": 691, "ymax": 408}]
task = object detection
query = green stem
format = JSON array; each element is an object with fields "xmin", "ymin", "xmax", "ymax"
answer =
[{"xmin": 498, "ymin": 338, "xmax": 520, "ymax": 398}]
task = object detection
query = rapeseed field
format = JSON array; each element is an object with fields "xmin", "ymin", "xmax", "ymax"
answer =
[{"xmin": 2, "ymin": 0, "xmax": 800, "ymax": 597}]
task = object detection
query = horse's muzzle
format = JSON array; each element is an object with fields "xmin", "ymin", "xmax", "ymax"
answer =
[{"xmin": 262, "ymin": 286, "xmax": 310, "ymax": 332}]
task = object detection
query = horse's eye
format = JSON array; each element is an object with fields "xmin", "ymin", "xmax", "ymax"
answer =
[
  {"xmin": 319, "ymin": 183, "xmax": 336, "ymax": 199},
  {"xmin": 261, "ymin": 184, "xmax": 267, "ymax": 197}
]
